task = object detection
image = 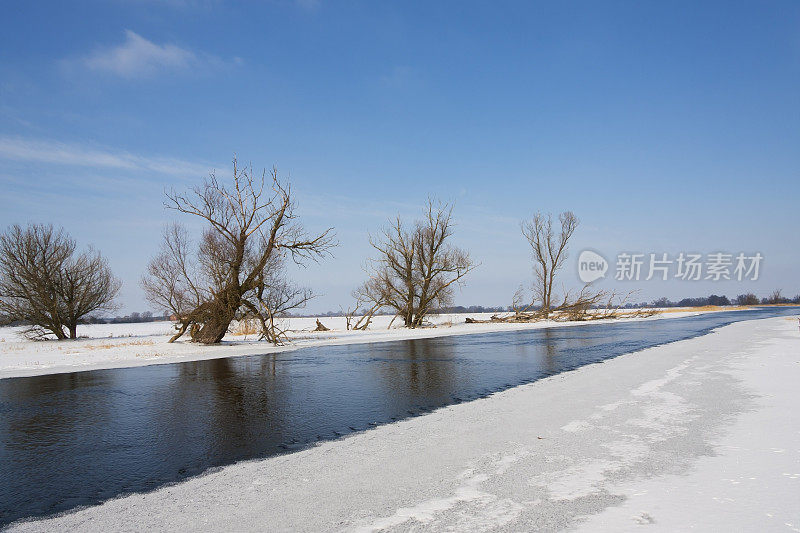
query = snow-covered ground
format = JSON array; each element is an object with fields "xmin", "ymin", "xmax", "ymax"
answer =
[
  {"xmin": 0, "ymin": 310, "xmax": 711, "ymax": 379},
  {"xmin": 8, "ymin": 315, "xmax": 798, "ymax": 532}
]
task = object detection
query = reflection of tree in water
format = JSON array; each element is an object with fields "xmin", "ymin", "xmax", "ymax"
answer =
[
  {"xmin": 509, "ymin": 328, "xmax": 560, "ymax": 376},
  {"xmin": 541, "ymin": 328, "xmax": 559, "ymax": 374},
  {"xmin": 0, "ymin": 371, "xmax": 113, "ymax": 523},
  {"xmin": 374, "ymin": 338, "xmax": 461, "ymax": 407},
  {"xmin": 1, "ymin": 371, "xmax": 111, "ymax": 451},
  {"xmin": 165, "ymin": 355, "xmax": 296, "ymax": 463},
  {"xmin": 512, "ymin": 326, "xmax": 620, "ymax": 377}
]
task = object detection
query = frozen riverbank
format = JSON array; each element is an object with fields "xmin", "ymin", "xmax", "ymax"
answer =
[
  {"xmin": 0, "ymin": 310, "xmax": 708, "ymax": 379},
  {"xmin": 8, "ymin": 315, "xmax": 799, "ymax": 531}
]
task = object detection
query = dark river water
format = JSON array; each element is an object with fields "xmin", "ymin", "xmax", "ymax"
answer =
[{"xmin": 0, "ymin": 307, "xmax": 797, "ymax": 527}]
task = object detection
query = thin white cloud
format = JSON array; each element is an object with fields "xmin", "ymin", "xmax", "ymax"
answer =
[
  {"xmin": 79, "ymin": 30, "xmax": 232, "ymax": 79},
  {"xmin": 0, "ymin": 136, "xmax": 211, "ymax": 178}
]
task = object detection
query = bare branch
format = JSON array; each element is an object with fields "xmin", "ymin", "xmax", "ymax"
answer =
[
  {"xmin": 358, "ymin": 199, "xmax": 476, "ymax": 328},
  {"xmin": 143, "ymin": 157, "xmax": 334, "ymax": 344},
  {"xmin": 0, "ymin": 224, "xmax": 120, "ymax": 339}
]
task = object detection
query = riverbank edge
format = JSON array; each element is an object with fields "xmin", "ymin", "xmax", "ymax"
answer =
[{"xmin": 0, "ymin": 309, "xmax": 737, "ymax": 380}]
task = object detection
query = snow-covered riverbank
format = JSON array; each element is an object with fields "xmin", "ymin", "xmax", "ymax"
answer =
[
  {"xmin": 8, "ymin": 315, "xmax": 799, "ymax": 532},
  {"xmin": 0, "ymin": 310, "xmax": 712, "ymax": 379}
]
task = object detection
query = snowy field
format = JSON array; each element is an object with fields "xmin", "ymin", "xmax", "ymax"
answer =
[
  {"xmin": 7, "ymin": 316, "xmax": 798, "ymax": 531},
  {"xmin": 0, "ymin": 310, "xmax": 708, "ymax": 379}
]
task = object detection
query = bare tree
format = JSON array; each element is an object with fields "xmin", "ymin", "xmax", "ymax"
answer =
[
  {"xmin": 763, "ymin": 289, "xmax": 785, "ymax": 305},
  {"xmin": 141, "ymin": 224, "xmax": 203, "ymax": 341},
  {"xmin": 468, "ymin": 286, "xmax": 657, "ymax": 324},
  {"xmin": 510, "ymin": 284, "xmax": 536, "ymax": 317},
  {"xmin": 142, "ymin": 158, "xmax": 334, "ymax": 344},
  {"xmin": 246, "ymin": 263, "xmax": 314, "ymax": 344},
  {"xmin": 0, "ymin": 224, "xmax": 120, "ymax": 339},
  {"xmin": 521, "ymin": 211, "xmax": 578, "ymax": 318},
  {"xmin": 342, "ymin": 279, "xmax": 385, "ymax": 330},
  {"xmin": 362, "ymin": 200, "xmax": 475, "ymax": 328},
  {"xmin": 464, "ymin": 211, "xmax": 657, "ymax": 325}
]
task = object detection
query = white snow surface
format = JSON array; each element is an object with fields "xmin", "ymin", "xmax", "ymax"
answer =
[
  {"xmin": 7, "ymin": 315, "xmax": 800, "ymax": 532},
  {"xmin": 0, "ymin": 311, "xmax": 703, "ymax": 379}
]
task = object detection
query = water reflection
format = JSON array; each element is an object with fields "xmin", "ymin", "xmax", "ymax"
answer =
[
  {"xmin": 375, "ymin": 338, "xmax": 460, "ymax": 405},
  {"xmin": 0, "ymin": 306, "xmax": 797, "ymax": 526}
]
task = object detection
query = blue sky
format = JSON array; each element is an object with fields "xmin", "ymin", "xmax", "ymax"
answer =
[{"xmin": 1, "ymin": 1, "xmax": 798, "ymax": 313}]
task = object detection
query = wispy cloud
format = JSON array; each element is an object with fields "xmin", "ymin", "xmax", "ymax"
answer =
[
  {"xmin": 76, "ymin": 30, "xmax": 239, "ymax": 79},
  {"xmin": 0, "ymin": 136, "xmax": 211, "ymax": 178}
]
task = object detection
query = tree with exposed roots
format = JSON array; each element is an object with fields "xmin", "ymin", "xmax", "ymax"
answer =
[
  {"xmin": 0, "ymin": 224, "xmax": 120, "ymax": 339},
  {"xmin": 142, "ymin": 158, "xmax": 334, "ymax": 344},
  {"xmin": 360, "ymin": 200, "xmax": 475, "ymax": 328}
]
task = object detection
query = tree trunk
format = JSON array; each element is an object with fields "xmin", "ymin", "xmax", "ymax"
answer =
[
  {"xmin": 68, "ymin": 323, "xmax": 77, "ymax": 339},
  {"xmin": 168, "ymin": 321, "xmax": 189, "ymax": 343},
  {"xmin": 192, "ymin": 315, "xmax": 233, "ymax": 344},
  {"xmin": 189, "ymin": 297, "xmax": 238, "ymax": 344},
  {"xmin": 51, "ymin": 325, "xmax": 67, "ymax": 340}
]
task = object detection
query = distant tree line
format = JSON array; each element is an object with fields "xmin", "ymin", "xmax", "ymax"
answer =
[
  {"xmin": 1, "ymin": 310, "xmax": 172, "ymax": 327},
  {"xmin": 650, "ymin": 291, "xmax": 800, "ymax": 308},
  {"xmin": 436, "ymin": 305, "xmax": 511, "ymax": 314},
  {"xmin": 104, "ymin": 311, "xmax": 171, "ymax": 324}
]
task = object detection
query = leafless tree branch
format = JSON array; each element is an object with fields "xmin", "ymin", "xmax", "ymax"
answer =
[
  {"xmin": 143, "ymin": 157, "xmax": 335, "ymax": 344},
  {"xmin": 0, "ymin": 224, "xmax": 120, "ymax": 339}
]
